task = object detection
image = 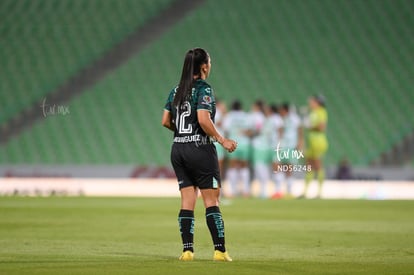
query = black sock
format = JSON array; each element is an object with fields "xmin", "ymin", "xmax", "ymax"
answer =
[
  {"xmin": 206, "ymin": 206, "xmax": 226, "ymax": 252},
  {"xmin": 178, "ymin": 209, "xmax": 194, "ymax": 252}
]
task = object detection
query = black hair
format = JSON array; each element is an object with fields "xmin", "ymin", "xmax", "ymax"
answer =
[
  {"xmin": 312, "ymin": 94, "xmax": 326, "ymax": 107},
  {"xmin": 173, "ymin": 48, "xmax": 209, "ymax": 107},
  {"xmin": 254, "ymin": 99, "xmax": 266, "ymax": 114},
  {"xmin": 281, "ymin": 102, "xmax": 290, "ymax": 112},
  {"xmin": 231, "ymin": 100, "xmax": 242, "ymax": 111},
  {"xmin": 270, "ymin": 104, "xmax": 279, "ymax": 113}
]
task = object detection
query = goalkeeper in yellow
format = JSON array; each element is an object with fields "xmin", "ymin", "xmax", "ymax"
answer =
[{"xmin": 301, "ymin": 95, "xmax": 328, "ymax": 198}]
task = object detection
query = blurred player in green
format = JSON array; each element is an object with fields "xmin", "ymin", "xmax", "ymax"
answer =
[
  {"xmin": 272, "ymin": 103, "xmax": 302, "ymax": 199},
  {"xmin": 301, "ymin": 95, "xmax": 328, "ymax": 198},
  {"xmin": 252, "ymin": 102, "xmax": 283, "ymax": 198},
  {"xmin": 223, "ymin": 100, "xmax": 251, "ymax": 197},
  {"xmin": 249, "ymin": 100, "xmax": 267, "ymax": 198}
]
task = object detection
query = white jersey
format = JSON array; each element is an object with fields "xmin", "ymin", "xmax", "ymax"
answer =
[
  {"xmin": 215, "ymin": 108, "xmax": 224, "ymax": 134},
  {"xmin": 223, "ymin": 110, "xmax": 251, "ymax": 145},
  {"xmin": 252, "ymin": 113, "xmax": 283, "ymax": 149},
  {"xmin": 250, "ymin": 111, "xmax": 266, "ymax": 148},
  {"xmin": 281, "ymin": 112, "xmax": 301, "ymax": 148},
  {"xmin": 268, "ymin": 113, "xmax": 284, "ymax": 148}
]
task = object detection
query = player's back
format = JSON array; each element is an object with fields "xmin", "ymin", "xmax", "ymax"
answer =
[{"xmin": 165, "ymin": 79, "xmax": 215, "ymax": 142}]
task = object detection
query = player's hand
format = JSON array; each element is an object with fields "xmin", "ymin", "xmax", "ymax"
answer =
[{"xmin": 221, "ymin": 138, "xmax": 237, "ymax": 153}]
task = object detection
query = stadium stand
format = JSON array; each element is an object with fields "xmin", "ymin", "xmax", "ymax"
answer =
[
  {"xmin": 0, "ymin": 0, "xmax": 174, "ymax": 125},
  {"xmin": 1, "ymin": 0, "xmax": 413, "ymax": 166}
]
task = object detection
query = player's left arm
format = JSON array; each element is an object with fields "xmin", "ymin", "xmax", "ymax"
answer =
[
  {"xmin": 197, "ymin": 86, "xmax": 237, "ymax": 152},
  {"xmin": 198, "ymin": 110, "xmax": 236, "ymax": 153},
  {"xmin": 314, "ymin": 123, "xmax": 326, "ymax": 132},
  {"xmin": 313, "ymin": 117, "xmax": 327, "ymax": 132},
  {"xmin": 278, "ymin": 119, "xmax": 284, "ymax": 140},
  {"xmin": 297, "ymin": 125, "xmax": 304, "ymax": 151},
  {"xmin": 161, "ymin": 110, "xmax": 175, "ymax": 132}
]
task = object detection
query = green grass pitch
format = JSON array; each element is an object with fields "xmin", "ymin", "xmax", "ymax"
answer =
[{"xmin": 0, "ymin": 197, "xmax": 413, "ymax": 274}]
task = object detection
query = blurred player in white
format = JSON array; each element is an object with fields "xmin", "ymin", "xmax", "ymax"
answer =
[
  {"xmin": 223, "ymin": 100, "xmax": 251, "ymax": 197},
  {"xmin": 214, "ymin": 99, "xmax": 227, "ymax": 179},
  {"xmin": 272, "ymin": 103, "xmax": 302, "ymax": 199},
  {"xmin": 252, "ymin": 102, "xmax": 283, "ymax": 198}
]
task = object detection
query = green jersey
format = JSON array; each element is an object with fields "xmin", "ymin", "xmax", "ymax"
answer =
[{"xmin": 164, "ymin": 79, "xmax": 216, "ymax": 143}]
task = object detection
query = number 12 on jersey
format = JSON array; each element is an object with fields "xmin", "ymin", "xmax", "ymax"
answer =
[{"xmin": 176, "ymin": 101, "xmax": 192, "ymax": 134}]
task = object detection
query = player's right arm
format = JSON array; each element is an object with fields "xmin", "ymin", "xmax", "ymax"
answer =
[
  {"xmin": 162, "ymin": 88, "xmax": 177, "ymax": 132},
  {"xmin": 161, "ymin": 110, "xmax": 175, "ymax": 132}
]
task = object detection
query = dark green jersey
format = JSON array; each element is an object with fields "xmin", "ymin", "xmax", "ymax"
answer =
[{"xmin": 164, "ymin": 79, "xmax": 216, "ymax": 143}]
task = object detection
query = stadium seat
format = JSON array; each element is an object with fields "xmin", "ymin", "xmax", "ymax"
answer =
[
  {"xmin": 1, "ymin": 0, "xmax": 413, "ymax": 167},
  {"xmin": 0, "ymin": 0, "xmax": 174, "ymax": 125}
]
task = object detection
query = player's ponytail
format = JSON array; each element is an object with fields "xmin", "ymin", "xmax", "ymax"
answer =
[{"xmin": 174, "ymin": 48, "xmax": 209, "ymax": 108}]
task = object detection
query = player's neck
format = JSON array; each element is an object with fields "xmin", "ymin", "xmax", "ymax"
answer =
[{"xmin": 194, "ymin": 74, "xmax": 206, "ymax": 80}]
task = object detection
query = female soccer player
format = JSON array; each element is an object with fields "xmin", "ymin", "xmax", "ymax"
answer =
[
  {"xmin": 162, "ymin": 48, "xmax": 237, "ymax": 261},
  {"xmin": 222, "ymin": 100, "xmax": 252, "ymax": 197},
  {"xmin": 249, "ymin": 100, "xmax": 268, "ymax": 198},
  {"xmin": 301, "ymin": 95, "xmax": 328, "ymax": 198},
  {"xmin": 272, "ymin": 103, "xmax": 302, "ymax": 199}
]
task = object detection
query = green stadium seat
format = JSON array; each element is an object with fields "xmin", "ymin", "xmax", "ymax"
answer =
[
  {"xmin": 0, "ymin": 0, "xmax": 413, "ymax": 167},
  {"xmin": 0, "ymin": 0, "xmax": 174, "ymax": 125}
]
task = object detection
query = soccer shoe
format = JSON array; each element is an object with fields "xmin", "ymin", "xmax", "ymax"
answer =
[
  {"xmin": 213, "ymin": 250, "xmax": 233, "ymax": 262},
  {"xmin": 179, "ymin": 251, "xmax": 194, "ymax": 261}
]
